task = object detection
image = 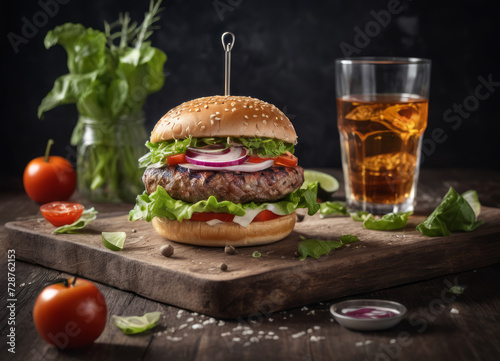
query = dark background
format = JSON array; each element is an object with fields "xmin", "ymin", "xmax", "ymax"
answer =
[{"xmin": 2, "ymin": 0, "xmax": 500, "ymax": 187}]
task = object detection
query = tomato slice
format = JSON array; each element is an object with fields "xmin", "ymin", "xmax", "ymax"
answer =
[
  {"xmin": 274, "ymin": 151, "xmax": 298, "ymax": 167},
  {"xmin": 190, "ymin": 212, "xmax": 235, "ymax": 222},
  {"xmin": 166, "ymin": 153, "xmax": 187, "ymax": 166},
  {"xmin": 252, "ymin": 210, "xmax": 283, "ymax": 222},
  {"xmin": 189, "ymin": 210, "xmax": 283, "ymax": 223},
  {"xmin": 247, "ymin": 156, "xmax": 276, "ymax": 163},
  {"xmin": 248, "ymin": 152, "xmax": 298, "ymax": 167},
  {"xmin": 40, "ymin": 202, "xmax": 85, "ymax": 227}
]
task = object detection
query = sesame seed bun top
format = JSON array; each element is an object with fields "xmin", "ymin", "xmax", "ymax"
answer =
[{"xmin": 150, "ymin": 95, "xmax": 298, "ymax": 144}]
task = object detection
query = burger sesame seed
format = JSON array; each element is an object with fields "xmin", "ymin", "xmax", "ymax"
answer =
[
  {"xmin": 244, "ymin": 115, "xmax": 249, "ymax": 119},
  {"xmin": 280, "ymin": 116, "xmax": 283, "ymax": 120},
  {"xmin": 243, "ymin": 121, "xmax": 248, "ymax": 126},
  {"xmin": 215, "ymin": 117, "xmax": 222, "ymax": 121},
  {"xmin": 195, "ymin": 108, "xmax": 200, "ymax": 112},
  {"xmin": 197, "ymin": 121, "xmax": 203, "ymax": 125},
  {"xmin": 225, "ymin": 109, "xmax": 229, "ymax": 111},
  {"xmin": 231, "ymin": 102, "xmax": 236, "ymax": 106},
  {"xmin": 201, "ymin": 125, "xmax": 206, "ymax": 130},
  {"xmin": 232, "ymin": 108, "xmax": 236, "ymax": 112},
  {"xmin": 255, "ymin": 107, "xmax": 260, "ymax": 111},
  {"xmin": 243, "ymin": 105, "xmax": 247, "ymax": 108},
  {"xmin": 238, "ymin": 99, "xmax": 242, "ymax": 102},
  {"xmin": 216, "ymin": 111, "xmax": 220, "ymax": 115},
  {"xmin": 210, "ymin": 119, "xmax": 214, "ymax": 125},
  {"xmin": 210, "ymin": 114, "xmax": 216, "ymax": 119},
  {"xmin": 262, "ymin": 120, "xmax": 267, "ymax": 125},
  {"xmin": 204, "ymin": 105, "xmax": 208, "ymax": 109},
  {"xmin": 249, "ymin": 105, "xmax": 253, "ymax": 109},
  {"xmin": 188, "ymin": 109, "xmax": 192, "ymax": 112},
  {"xmin": 253, "ymin": 115, "xmax": 257, "ymax": 118}
]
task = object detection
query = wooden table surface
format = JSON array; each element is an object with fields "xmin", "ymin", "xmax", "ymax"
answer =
[{"xmin": 1, "ymin": 168, "xmax": 500, "ymax": 361}]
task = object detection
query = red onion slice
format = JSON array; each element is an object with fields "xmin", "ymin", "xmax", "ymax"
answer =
[
  {"xmin": 179, "ymin": 159, "xmax": 274, "ymax": 172},
  {"xmin": 186, "ymin": 144, "xmax": 230, "ymax": 155},
  {"xmin": 185, "ymin": 146, "xmax": 249, "ymax": 167}
]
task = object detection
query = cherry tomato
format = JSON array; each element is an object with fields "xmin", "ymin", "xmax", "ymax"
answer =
[
  {"xmin": 23, "ymin": 139, "xmax": 76, "ymax": 203},
  {"xmin": 166, "ymin": 153, "xmax": 187, "ymax": 166},
  {"xmin": 33, "ymin": 277, "xmax": 107, "ymax": 349},
  {"xmin": 40, "ymin": 202, "xmax": 84, "ymax": 227}
]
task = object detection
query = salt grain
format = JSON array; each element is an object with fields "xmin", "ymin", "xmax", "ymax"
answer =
[
  {"xmin": 310, "ymin": 336, "xmax": 325, "ymax": 342},
  {"xmin": 292, "ymin": 331, "xmax": 306, "ymax": 339},
  {"xmin": 451, "ymin": 308, "xmax": 459, "ymax": 314},
  {"xmin": 192, "ymin": 324, "xmax": 203, "ymax": 329}
]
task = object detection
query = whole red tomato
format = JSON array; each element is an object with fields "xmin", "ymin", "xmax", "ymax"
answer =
[
  {"xmin": 33, "ymin": 277, "xmax": 107, "ymax": 349},
  {"xmin": 23, "ymin": 139, "xmax": 76, "ymax": 203}
]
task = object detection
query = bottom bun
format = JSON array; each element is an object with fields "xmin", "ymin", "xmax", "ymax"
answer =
[{"xmin": 152, "ymin": 212, "xmax": 296, "ymax": 247}]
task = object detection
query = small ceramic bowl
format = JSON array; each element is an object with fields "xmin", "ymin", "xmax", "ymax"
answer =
[{"xmin": 330, "ymin": 299, "xmax": 407, "ymax": 331}]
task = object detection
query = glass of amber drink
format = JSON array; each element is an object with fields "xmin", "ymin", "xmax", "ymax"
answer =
[{"xmin": 335, "ymin": 57, "xmax": 431, "ymax": 213}]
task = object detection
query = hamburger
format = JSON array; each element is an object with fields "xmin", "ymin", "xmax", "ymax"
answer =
[{"xmin": 129, "ymin": 95, "xmax": 319, "ymax": 246}]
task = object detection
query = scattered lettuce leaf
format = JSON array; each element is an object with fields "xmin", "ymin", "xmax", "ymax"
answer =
[
  {"xmin": 297, "ymin": 234, "xmax": 360, "ymax": 260},
  {"xmin": 416, "ymin": 188, "xmax": 483, "ymax": 237},
  {"xmin": 350, "ymin": 211, "xmax": 371, "ymax": 222},
  {"xmin": 363, "ymin": 211, "xmax": 413, "ymax": 231},
  {"xmin": 339, "ymin": 234, "xmax": 360, "ymax": 244},
  {"xmin": 112, "ymin": 311, "xmax": 162, "ymax": 335},
  {"xmin": 129, "ymin": 182, "xmax": 320, "ymax": 222},
  {"xmin": 252, "ymin": 251, "xmax": 262, "ymax": 258},
  {"xmin": 53, "ymin": 208, "xmax": 98, "ymax": 234},
  {"xmin": 319, "ymin": 201, "xmax": 348, "ymax": 218},
  {"xmin": 448, "ymin": 286, "xmax": 466, "ymax": 295}
]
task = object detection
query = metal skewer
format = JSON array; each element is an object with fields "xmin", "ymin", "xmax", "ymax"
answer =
[{"xmin": 221, "ymin": 32, "xmax": 235, "ymax": 96}]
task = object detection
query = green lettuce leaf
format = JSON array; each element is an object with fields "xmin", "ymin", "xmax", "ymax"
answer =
[
  {"xmin": 236, "ymin": 137, "xmax": 295, "ymax": 157},
  {"xmin": 53, "ymin": 208, "xmax": 98, "ymax": 234},
  {"xmin": 416, "ymin": 188, "xmax": 484, "ymax": 237},
  {"xmin": 319, "ymin": 201, "xmax": 348, "ymax": 218},
  {"xmin": 112, "ymin": 311, "xmax": 162, "ymax": 335},
  {"xmin": 129, "ymin": 182, "xmax": 319, "ymax": 222},
  {"xmin": 298, "ymin": 234, "xmax": 359, "ymax": 260},
  {"xmin": 363, "ymin": 211, "xmax": 412, "ymax": 231},
  {"xmin": 138, "ymin": 137, "xmax": 296, "ymax": 168}
]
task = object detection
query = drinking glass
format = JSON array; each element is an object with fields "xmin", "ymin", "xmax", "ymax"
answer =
[{"xmin": 335, "ymin": 57, "xmax": 431, "ymax": 213}]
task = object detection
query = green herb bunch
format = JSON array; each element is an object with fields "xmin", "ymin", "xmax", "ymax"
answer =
[{"xmin": 38, "ymin": 0, "xmax": 167, "ymax": 202}]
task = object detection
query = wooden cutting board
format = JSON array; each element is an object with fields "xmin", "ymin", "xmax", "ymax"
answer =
[{"xmin": 4, "ymin": 207, "xmax": 500, "ymax": 318}]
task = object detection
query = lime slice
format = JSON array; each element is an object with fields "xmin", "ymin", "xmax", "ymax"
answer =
[
  {"xmin": 102, "ymin": 232, "xmax": 126, "ymax": 251},
  {"xmin": 462, "ymin": 190, "xmax": 481, "ymax": 218},
  {"xmin": 302, "ymin": 170, "xmax": 340, "ymax": 200}
]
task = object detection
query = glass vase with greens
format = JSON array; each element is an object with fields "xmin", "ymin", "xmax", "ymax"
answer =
[{"xmin": 38, "ymin": 0, "xmax": 167, "ymax": 203}]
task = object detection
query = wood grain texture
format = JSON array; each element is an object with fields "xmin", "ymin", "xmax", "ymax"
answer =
[
  {"xmin": 1, "ymin": 169, "xmax": 500, "ymax": 361},
  {"xmin": 4, "ymin": 206, "xmax": 500, "ymax": 318}
]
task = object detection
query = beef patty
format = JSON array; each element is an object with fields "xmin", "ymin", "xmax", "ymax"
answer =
[{"xmin": 143, "ymin": 165, "xmax": 304, "ymax": 204}]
